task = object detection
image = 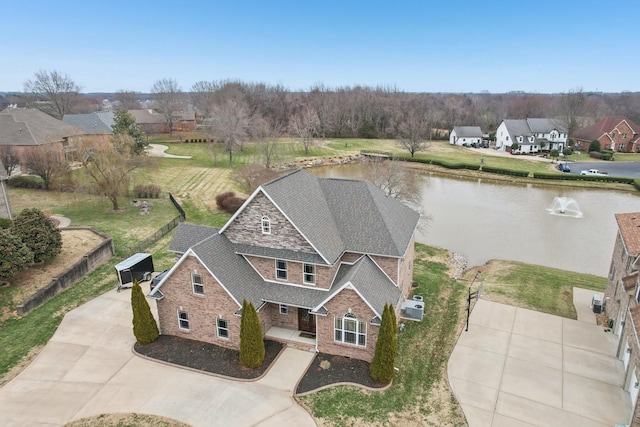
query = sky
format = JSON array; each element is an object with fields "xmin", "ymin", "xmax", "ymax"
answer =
[{"xmin": 2, "ymin": 0, "xmax": 639, "ymax": 94}]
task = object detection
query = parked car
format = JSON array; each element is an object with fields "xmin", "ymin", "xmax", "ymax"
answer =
[
  {"xmin": 556, "ymin": 163, "xmax": 571, "ymax": 173},
  {"xmin": 150, "ymin": 269, "xmax": 169, "ymax": 289},
  {"xmin": 580, "ymin": 169, "xmax": 608, "ymax": 176}
]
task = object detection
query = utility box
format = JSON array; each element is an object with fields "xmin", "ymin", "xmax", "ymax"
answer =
[{"xmin": 591, "ymin": 294, "xmax": 603, "ymax": 314}]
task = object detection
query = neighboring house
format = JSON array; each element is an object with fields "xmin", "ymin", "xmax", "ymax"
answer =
[
  {"xmin": 449, "ymin": 126, "xmax": 483, "ymax": 146},
  {"xmin": 149, "ymin": 169, "xmax": 420, "ymax": 362},
  {"xmin": 495, "ymin": 118, "xmax": 567, "ymax": 154},
  {"xmin": 572, "ymin": 116, "xmax": 640, "ymax": 153},
  {"xmin": 0, "ymin": 108, "xmax": 82, "ymax": 164},
  {"xmin": 0, "ymin": 159, "xmax": 11, "ymax": 219},
  {"xmin": 129, "ymin": 109, "xmax": 196, "ymax": 134},
  {"xmin": 604, "ymin": 212, "xmax": 640, "ymax": 426},
  {"xmin": 63, "ymin": 111, "xmax": 115, "ymax": 149}
]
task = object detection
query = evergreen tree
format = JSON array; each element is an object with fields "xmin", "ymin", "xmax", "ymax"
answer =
[
  {"xmin": 370, "ymin": 303, "xmax": 398, "ymax": 384},
  {"xmin": 239, "ymin": 299, "xmax": 265, "ymax": 368},
  {"xmin": 112, "ymin": 109, "xmax": 146, "ymax": 154},
  {"xmin": 10, "ymin": 208, "xmax": 62, "ymax": 263},
  {"xmin": 131, "ymin": 280, "xmax": 159, "ymax": 345},
  {"xmin": 589, "ymin": 139, "xmax": 601, "ymax": 153},
  {"xmin": 0, "ymin": 230, "xmax": 33, "ymax": 280}
]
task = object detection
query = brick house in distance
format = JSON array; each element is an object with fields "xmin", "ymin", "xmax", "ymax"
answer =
[
  {"xmin": 604, "ymin": 212, "xmax": 640, "ymax": 425},
  {"xmin": 573, "ymin": 116, "xmax": 640, "ymax": 153},
  {"xmin": 149, "ymin": 169, "xmax": 420, "ymax": 362}
]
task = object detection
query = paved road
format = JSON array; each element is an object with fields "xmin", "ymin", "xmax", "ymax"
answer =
[
  {"xmin": 0, "ymin": 284, "xmax": 316, "ymax": 427},
  {"xmin": 568, "ymin": 161, "xmax": 640, "ymax": 178}
]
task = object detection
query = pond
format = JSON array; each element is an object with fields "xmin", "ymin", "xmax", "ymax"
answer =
[{"xmin": 311, "ymin": 163, "xmax": 640, "ymax": 277}]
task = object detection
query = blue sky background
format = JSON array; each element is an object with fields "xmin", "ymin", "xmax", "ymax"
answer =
[{"xmin": 2, "ymin": 0, "xmax": 638, "ymax": 93}]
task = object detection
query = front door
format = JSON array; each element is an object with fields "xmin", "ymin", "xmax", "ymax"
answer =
[{"xmin": 298, "ymin": 308, "xmax": 316, "ymax": 334}]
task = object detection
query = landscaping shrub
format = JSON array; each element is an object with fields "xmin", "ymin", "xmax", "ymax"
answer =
[
  {"xmin": 239, "ymin": 299, "xmax": 265, "ymax": 368},
  {"xmin": 215, "ymin": 191, "xmax": 246, "ymax": 214},
  {"xmin": 10, "ymin": 208, "xmax": 62, "ymax": 263},
  {"xmin": 601, "ymin": 149, "xmax": 614, "ymax": 161},
  {"xmin": 0, "ymin": 218, "xmax": 12, "ymax": 229},
  {"xmin": 370, "ymin": 304, "xmax": 397, "ymax": 384},
  {"xmin": 8, "ymin": 175, "xmax": 44, "ymax": 189},
  {"xmin": 480, "ymin": 166, "xmax": 529, "ymax": 177},
  {"xmin": 134, "ymin": 184, "xmax": 163, "ymax": 198},
  {"xmin": 131, "ymin": 280, "xmax": 159, "ymax": 345},
  {"xmin": 589, "ymin": 151, "xmax": 602, "ymax": 159},
  {"xmin": 0, "ymin": 230, "xmax": 33, "ymax": 280}
]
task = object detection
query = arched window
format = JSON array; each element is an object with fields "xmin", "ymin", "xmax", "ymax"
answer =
[
  {"xmin": 261, "ymin": 216, "xmax": 270, "ymax": 234},
  {"xmin": 334, "ymin": 313, "xmax": 366, "ymax": 346}
]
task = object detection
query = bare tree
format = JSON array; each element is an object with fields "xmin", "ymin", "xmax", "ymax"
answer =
[
  {"xmin": 362, "ymin": 158, "xmax": 421, "ymax": 204},
  {"xmin": 83, "ymin": 134, "xmax": 145, "ymax": 210},
  {"xmin": 0, "ymin": 146, "xmax": 20, "ymax": 177},
  {"xmin": 561, "ymin": 87, "xmax": 586, "ymax": 140},
  {"xmin": 23, "ymin": 70, "xmax": 81, "ymax": 119},
  {"xmin": 231, "ymin": 164, "xmax": 279, "ymax": 194},
  {"xmin": 252, "ymin": 116, "xmax": 281, "ymax": 168},
  {"xmin": 290, "ymin": 105, "xmax": 320, "ymax": 155},
  {"xmin": 150, "ymin": 78, "xmax": 183, "ymax": 134},
  {"xmin": 113, "ymin": 90, "xmax": 141, "ymax": 110},
  {"xmin": 23, "ymin": 145, "xmax": 70, "ymax": 190},
  {"xmin": 398, "ymin": 111, "xmax": 431, "ymax": 157},
  {"xmin": 191, "ymin": 80, "xmax": 219, "ymax": 119},
  {"xmin": 208, "ymin": 99, "xmax": 250, "ymax": 166}
]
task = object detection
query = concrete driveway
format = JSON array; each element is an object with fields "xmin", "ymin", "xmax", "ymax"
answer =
[
  {"xmin": 0, "ymin": 284, "xmax": 316, "ymax": 427},
  {"xmin": 448, "ymin": 299, "xmax": 631, "ymax": 426}
]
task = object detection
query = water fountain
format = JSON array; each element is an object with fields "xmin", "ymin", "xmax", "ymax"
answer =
[{"xmin": 547, "ymin": 197, "xmax": 583, "ymax": 218}]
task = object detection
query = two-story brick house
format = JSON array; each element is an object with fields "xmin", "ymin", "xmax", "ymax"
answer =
[
  {"xmin": 149, "ymin": 169, "xmax": 420, "ymax": 362},
  {"xmin": 573, "ymin": 116, "xmax": 640, "ymax": 153},
  {"xmin": 604, "ymin": 212, "xmax": 640, "ymax": 425}
]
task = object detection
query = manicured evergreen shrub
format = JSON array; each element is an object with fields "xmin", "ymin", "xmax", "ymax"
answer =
[
  {"xmin": 370, "ymin": 304, "xmax": 398, "ymax": 384},
  {"xmin": 239, "ymin": 299, "xmax": 265, "ymax": 368},
  {"xmin": 0, "ymin": 218, "xmax": 12, "ymax": 229},
  {"xmin": 0, "ymin": 230, "xmax": 33, "ymax": 280},
  {"xmin": 8, "ymin": 175, "xmax": 44, "ymax": 189},
  {"xmin": 10, "ymin": 208, "xmax": 62, "ymax": 263},
  {"xmin": 131, "ymin": 280, "xmax": 159, "ymax": 345}
]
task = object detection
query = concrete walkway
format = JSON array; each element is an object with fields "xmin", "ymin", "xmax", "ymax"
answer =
[
  {"xmin": 448, "ymin": 299, "xmax": 630, "ymax": 426},
  {"xmin": 0, "ymin": 283, "xmax": 316, "ymax": 427},
  {"xmin": 145, "ymin": 144, "xmax": 192, "ymax": 159},
  {"xmin": 573, "ymin": 287, "xmax": 604, "ymax": 324}
]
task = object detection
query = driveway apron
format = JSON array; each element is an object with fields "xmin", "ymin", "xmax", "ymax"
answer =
[{"xmin": 0, "ymin": 286, "xmax": 316, "ymax": 427}]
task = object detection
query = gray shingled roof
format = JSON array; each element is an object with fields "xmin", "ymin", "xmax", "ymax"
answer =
[
  {"xmin": 0, "ymin": 108, "xmax": 80, "ymax": 146},
  {"xmin": 235, "ymin": 243, "xmax": 326, "ymax": 264},
  {"xmin": 452, "ymin": 126, "xmax": 482, "ymax": 138},
  {"xmin": 324, "ymin": 256, "xmax": 401, "ymax": 318},
  {"xmin": 168, "ymin": 223, "xmax": 218, "ymax": 254},
  {"xmin": 63, "ymin": 111, "xmax": 114, "ymax": 134},
  {"xmin": 260, "ymin": 170, "xmax": 419, "ymax": 262},
  {"xmin": 527, "ymin": 118, "xmax": 567, "ymax": 133}
]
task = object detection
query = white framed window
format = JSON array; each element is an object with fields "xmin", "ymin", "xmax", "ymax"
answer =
[
  {"xmin": 276, "ymin": 259, "xmax": 287, "ymax": 280},
  {"xmin": 303, "ymin": 263, "xmax": 315, "ymax": 284},
  {"xmin": 279, "ymin": 304, "xmax": 288, "ymax": 315},
  {"xmin": 261, "ymin": 216, "xmax": 271, "ymax": 234},
  {"xmin": 178, "ymin": 310, "xmax": 190, "ymax": 330},
  {"xmin": 334, "ymin": 313, "xmax": 366, "ymax": 346},
  {"xmin": 217, "ymin": 318, "xmax": 229, "ymax": 338},
  {"xmin": 192, "ymin": 273, "xmax": 204, "ymax": 295}
]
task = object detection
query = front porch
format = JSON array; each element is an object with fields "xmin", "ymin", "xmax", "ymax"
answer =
[{"xmin": 265, "ymin": 326, "xmax": 316, "ymax": 351}]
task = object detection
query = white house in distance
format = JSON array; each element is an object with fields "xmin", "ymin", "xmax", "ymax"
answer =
[
  {"xmin": 495, "ymin": 118, "xmax": 567, "ymax": 154},
  {"xmin": 449, "ymin": 126, "xmax": 483, "ymax": 146}
]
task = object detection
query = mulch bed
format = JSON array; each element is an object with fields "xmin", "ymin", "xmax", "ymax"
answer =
[
  {"xmin": 295, "ymin": 353, "xmax": 386, "ymax": 394},
  {"xmin": 135, "ymin": 335, "xmax": 385, "ymax": 392},
  {"xmin": 134, "ymin": 335, "xmax": 284, "ymax": 380}
]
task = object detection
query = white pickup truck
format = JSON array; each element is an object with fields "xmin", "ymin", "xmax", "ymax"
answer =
[{"xmin": 580, "ymin": 169, "xmax": 608, "ymax": 176}]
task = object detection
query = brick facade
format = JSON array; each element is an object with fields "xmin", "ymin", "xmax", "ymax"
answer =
[
  {"xmin": 604, "ymin": 219, "xmax": 640, "ymax": 426},
  {"xmin": 316, "ymin": 288, "xmax": 380, "ymax": 362},
  {"xmin": 245, "ymin": 255, "xmax": 337, "ymax": 290}
]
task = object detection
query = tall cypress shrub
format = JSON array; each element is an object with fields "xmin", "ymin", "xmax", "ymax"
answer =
[
  {"xmin": 131, "ymin": 280, "xmax": 159, "ymax": 345},
  {"xmin": 239, "ymin": 299, "xmax": 265, "ymax": 368},
  {"xmin": 370, "ymin": 303, "xmax": 398, "ymax": 384}
]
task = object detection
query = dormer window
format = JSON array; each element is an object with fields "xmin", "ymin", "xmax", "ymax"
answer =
[{"xmin": 261, "ymin": 216, "xmax": 271, "ymax": 234}]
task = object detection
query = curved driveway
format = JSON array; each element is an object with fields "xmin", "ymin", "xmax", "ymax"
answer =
[{"xmin": 0, "ymin": 285, "xmax": 316, "ymax": 427}]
